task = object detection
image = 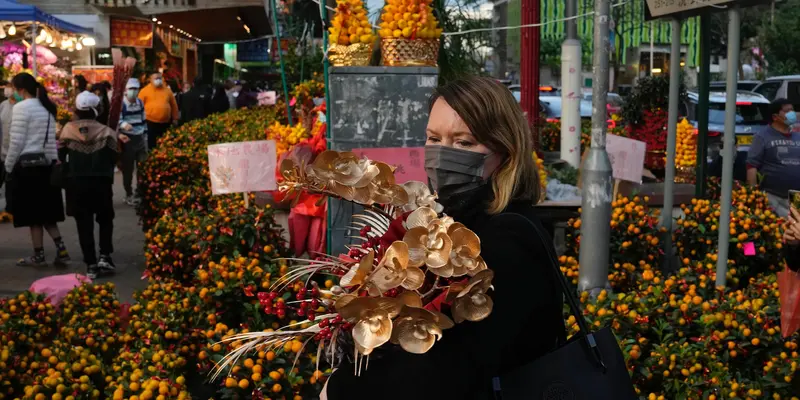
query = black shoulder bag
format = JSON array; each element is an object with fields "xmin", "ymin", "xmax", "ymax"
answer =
[
  {"xmin": 17, "ymin": 116, "xmax": 52, "ymax": 168},
  {"xmin": 493, "ymin": 213, "xmax": 637, "ymax": 400}
]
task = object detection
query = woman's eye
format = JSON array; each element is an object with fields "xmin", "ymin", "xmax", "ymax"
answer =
[
  {"xmin": 427, "ymin": 137, "xmax": 440, "ymax": 143},
  {"xmin": 457, "ymin": 141, "xmax": 474, "ymax": 147}
]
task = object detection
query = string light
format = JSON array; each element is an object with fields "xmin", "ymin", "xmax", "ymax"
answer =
[{"xmin": 8, "ymin": 23, "xmax": 16, "ymax": 36}]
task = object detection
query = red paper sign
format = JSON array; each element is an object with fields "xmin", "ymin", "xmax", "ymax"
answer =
[
  {"xmin": 352, "ymin": 147, "xmax": 427, "ymax": 184},
  {"xmin": 743, "ymin": 242, "xmax": 756, "ymax": 256},
  {"xmin": 208, "ymin": 141, "xmax": 278, "ymax": 195},
  {"xmin": 72, "ymin": 67, "xmax": 114, "ymax": 84},
  {"xmin": 111, "ymin": 18, "xmax": 154, "ymax": 48}
]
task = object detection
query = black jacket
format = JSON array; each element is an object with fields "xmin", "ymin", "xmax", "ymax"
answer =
[
  {"xmin": 179, "ymin": 86, "xmax": 210, "ymax": 124},
  {"xmin": 325, "ymin": 185, "xmax": 566, "ymax": 399},
  {"xmin": 210, "ymin": 91, "xmax": 230, "ymax": 114}
]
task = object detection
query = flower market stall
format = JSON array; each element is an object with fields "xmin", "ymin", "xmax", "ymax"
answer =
[{"xmin": 0, "ymin": 0, "xmax": 96, "ymax": 108}]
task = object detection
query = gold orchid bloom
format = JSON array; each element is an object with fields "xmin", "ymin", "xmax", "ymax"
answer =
[
  {"xmin": 369, "ymin": 162, "xmax": 410, "ymax": 206},
  {"xmin": 368, "ymin": 242, "xmax": 425, "ymax": 295},
  {"xmin": 336, "ymin": 295, "xmax": 403, "ymax": 355},
  {"xmin": 390, "ymin": 292, "xmax": 454, "ymax": 354},
  {"xmin": 447, "ymin": 225, "xmax": 487, "ymax": 277},
  {"xmin": 306, "ymin": 151, "xmax": 379, "ymax": 203},
  {"xmin": 401, "ymin": 181, "xmax": 443, "ymax": 213},
  {"xmin": 339, "ymin": 250, "xmax": 375, "ymax": 287},
  {"xmin": 451, "ymin": 270, "xmax": 495, "ymax": 323},
  {"xmin": 403, "ymin": 207, "xmax": 456, "ymax": 276}
]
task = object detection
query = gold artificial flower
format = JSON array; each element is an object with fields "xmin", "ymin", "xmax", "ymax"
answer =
[
  {"xmin": 336, "ymin": 296, "xmax": 403, "ymax": 355},
  {"xmin": 451, "ymin": 270, "xmax": 495, "ymax": 323},
  {"xmin": 447, "ymin": 226, "xmax": 486, "ymax": 277},
  {"xmin": 306, "ymin": 151, "xmax": 378, "ymax": 203},
  {"xmin": 401, "ymin": 181, "xmax": 443, "ymax": 213},
  {"xmin": 390, "ymin": 292, "xmax": 455, "ymax": 354},
  {"xmin": 403, "ymin": 223, "xmax": 453, "ymax": 276},
  {"xmin": 369, "ymin": 162, "xmax": 410, "ymax": 206},
  {"xmin": 339, "ymin": 250, "xmax": 375, "ymax": 287},
  {"xmin": 368, "ymin": 242, "xmax": 425, "ymax": 295}
]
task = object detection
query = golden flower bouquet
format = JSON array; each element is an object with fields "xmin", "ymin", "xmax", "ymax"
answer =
[{"xmin": 212, "ymin": 149, "xmax": 494, "ymax": 379}]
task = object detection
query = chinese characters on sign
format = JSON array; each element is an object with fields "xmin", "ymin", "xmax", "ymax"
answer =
[
  {"xmin": 258, "ymin": 91, "xmax": 277, "ymax": 106},
  {"xmin": 351, "ymin": 147, "xmax": 427, "ymax": 184},
  {"xmin": 110, "ymin": 18, "xmax": 154, "ymax": 48},
  {"xmin": 606, "ymin": 134, "xmax": 646, "ymax": 183},
  {"xmin": 208, "ymin": 141, "xmax": 278, "ymax": 195}
]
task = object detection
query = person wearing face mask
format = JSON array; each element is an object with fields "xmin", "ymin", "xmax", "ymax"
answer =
[
  {"xmin": 747, "ymin": 98, "xmax": 800, "ymax": 217},
  {"xmin": 4, "ymin": 73, "xmax": 70, "ymax": 267},
  {"xmin": 60, "ymin": 91, "xmax": 128, "ymax": 279},
  {"xmin": 322, "ymin": 76, "xmax": 565, "ymax": 400},
  {"xmin": 118, "ymin": 78, "xmax": 148, "ymax": 206},
  {"xmin": 0, "ymin": 80, "xmax": 18, "ymax": 188},
  {"xmin": 138, "ymin": 71, "xmax": 178, "ymax": 151}
]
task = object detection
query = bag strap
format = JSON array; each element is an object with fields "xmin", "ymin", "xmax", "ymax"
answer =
[
  {"xmin": 43, "ymin": 115, "xmax": 50, "ymax": 148},
  {"xmin": 498, "ymin": 212, "xmax": 607, "ymax": 369}
]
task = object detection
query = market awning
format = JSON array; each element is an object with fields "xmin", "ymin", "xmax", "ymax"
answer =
[{"xmin": 0, "ymin": 0, "xmax": 94, "ymax": 35}]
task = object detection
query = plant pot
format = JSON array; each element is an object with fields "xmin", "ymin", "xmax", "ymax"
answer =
[
  {"xmin": 327, "ymin": 43, "xmax": 373, "ymax": 67},
  {"xmin": 380, "ymin": 38, "xmax": 439, "ymax": 67}
]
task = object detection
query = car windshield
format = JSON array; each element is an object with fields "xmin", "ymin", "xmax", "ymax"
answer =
[{"xmin": 706, "ymin": 103, "xmax": 770, "ymax": 125}]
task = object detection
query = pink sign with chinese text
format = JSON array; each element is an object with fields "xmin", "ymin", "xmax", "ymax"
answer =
[
  {"xmin": 351, "ymin": 147, "xmax": 427, "ymax": 184},
  {"xmin": 606, "ymin": 134, "xmax": 646, "ymax": 183},
  {"xmin": 208, "ymin": 140, "xmax": 278, "ymax": 195}
]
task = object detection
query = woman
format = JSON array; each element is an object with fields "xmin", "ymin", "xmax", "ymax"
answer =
[
  {"xmin": 210, "ymin": 83, "xmax": 230, "ymax": 114},
  {"xmin": 323, "ymin": 76, "xmax": 565, "ymax": 399},
  {"xmin": 235, "ymin": 82, "xmax": 258, "ymax": 109},
  {"xmin": 92, "ymin": 82, "xmax": 111, "ymax": 126},
  {"xmin": 73, "ymin": 75, "xmax": 88, "ymax": 94},
  {"xmin": 3, "ymin": 73, "xmax": 70, "ymax": 266},
  {"xmin": 59, "ymin": 91, "xmax": 127, "ymax": 279}
]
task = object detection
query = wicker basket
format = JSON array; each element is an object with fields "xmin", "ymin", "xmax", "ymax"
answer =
[
  {"xmin": 328, "ymin": 43, "xmax": 373, "ymax": 67},
  {"xmin": 674, "ymin": 165, "xmax": 696, "ymax": 184},
  {"xmin": 380, "ymin": 38, "xmax": 439, "ymax": 67}
]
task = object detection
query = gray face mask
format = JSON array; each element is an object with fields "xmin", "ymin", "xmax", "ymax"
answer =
[{"xmin": 425, "ymin": 145, "xmax": 490, "ymax": 201}]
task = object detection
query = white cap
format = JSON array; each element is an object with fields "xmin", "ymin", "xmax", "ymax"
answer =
[
  {"xmin": 126, "ymin": 78, "xmax": 140, "ymax": 89},
  {"xmin": 75, "ymin": 91, "xmax": 100, "ymax": 111}
]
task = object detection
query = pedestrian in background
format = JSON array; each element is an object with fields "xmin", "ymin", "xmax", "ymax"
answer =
[
  {"xmin": 118, "ymin": 78, "xmax": 148, "ymax": 206},
  {"xmin": 73, "ymin": 75, "xmax": 88, "ymax": 94},
  {"xmin": 59, "ymin": 91, "xmax": 128, "ymax": 279},
  {"xmin": 0, "ymin": 80, "xmax": 17, "ymax": 189},
  {"xmin": 747, "ymin": 98, "xmax": 800, "ymax": 217},
  {"xmin": 224, "ymin": 80, "xmax": 237, "ymax": 110},
  {"xmin": 180, "ymin": 77, "xmax": 210, "ymax": 125},
  {"xmin": 92, "ymin": 82, "xmax": 111, "ymax": 126},
  {"xmin": 210, "ymin": 83, "xmax": 230, "ymax": 114},
  {"xmin": 138, "ymin": 71, "xmax": 178, "ymax": 151},
  {"xmin": 3, "ymin": 72, "xmax": 70, "ymax": 267}
]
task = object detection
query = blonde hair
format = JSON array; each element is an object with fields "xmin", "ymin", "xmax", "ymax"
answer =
[{"xmin": 429, "ymin": 76, "xmax": 540, "ymax": 214}]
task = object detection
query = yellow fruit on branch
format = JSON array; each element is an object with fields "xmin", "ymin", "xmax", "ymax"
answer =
[
  {"xmin": 378, "ymin": 0, "xmax": 443, "ymax": 39},
  {"xmin": 328, "ymin": 0, "xmax": 375, "ymax": 45},
  {"xmin": 673, "ymin": 118, "xmax": 697, "ymax": 167}
]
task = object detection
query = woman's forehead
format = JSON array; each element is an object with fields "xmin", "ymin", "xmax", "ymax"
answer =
[{"xmin": 429, "ymin": 99, "xmax": 470, "ymax": 134}]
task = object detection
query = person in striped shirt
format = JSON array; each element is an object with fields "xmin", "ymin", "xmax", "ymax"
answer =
[{"xmin": 118, "ymin": 78, "xmax": 148, "ymax": 206}]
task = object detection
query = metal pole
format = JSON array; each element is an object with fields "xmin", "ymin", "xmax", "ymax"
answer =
[
  {"xmin": 716, "ymin": 6, "xmax": 741, "ymax": 288},
  {"xmin": 560, "ymin": 0, "xmax": 581, "ymax": 167},
  {"xmin": 695, "ymin": 12, "xmax": 711, "ymax": 198},
  {"xmin": 269, "ymin": 0, "xmax": 293, "ymax": 124},
  {"xmin": 649, "ymin": 22, "xmax": 654, "ymax": 75},
  {"xmin": 578, "ymin": 0, "xmax": 613, "ymax": 294},
  {"xmin": 31, "ymin": 23, "xmax": 37, "ymax": 78},
  {"xmin": 321, "ymin": 0, "xmax": 333, "ymax": 254},
  {"xmin": 661, "ymin": 18, "xmax": 682, "ymax": 267}
]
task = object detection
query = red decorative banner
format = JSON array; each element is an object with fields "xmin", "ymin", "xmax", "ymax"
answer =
[{"xmin": 110, "ymin": 18, "xmax": 154, "ymax": 48}]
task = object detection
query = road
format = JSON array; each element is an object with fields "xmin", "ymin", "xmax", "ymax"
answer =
[{"xmin": 0, "ymin": 172, "xmax": 148, "ymax": 303}]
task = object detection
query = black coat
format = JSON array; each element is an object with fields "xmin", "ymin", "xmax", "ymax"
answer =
[
  {"xmin": 325, "ymin": 185, "xmax": 566, "ymax": 400},
  {"xmin": 179, "ymin": 87, "xmax": 210, "ymax": 124},
  {"xmin": 787, "ymin": 244, "xmax": 800, "ymax": 272}
]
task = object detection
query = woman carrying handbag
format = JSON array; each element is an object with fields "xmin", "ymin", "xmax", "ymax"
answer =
[{"xmin": 3, "ymin": 73, "xmax": 70, "ymax": 266}]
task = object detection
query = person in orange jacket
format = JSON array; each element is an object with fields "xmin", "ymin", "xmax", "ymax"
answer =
[{"xmin": 138, "ymin": 71, "xmax": 178, "ymax": 151}]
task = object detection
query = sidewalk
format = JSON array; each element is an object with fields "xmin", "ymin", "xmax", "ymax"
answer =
[{"xmin": 0, "ymin": 172, "xmax": 147, "ymax": 303}]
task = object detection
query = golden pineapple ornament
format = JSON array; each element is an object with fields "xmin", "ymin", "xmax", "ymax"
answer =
[
  {"xmin": 328, "ymin": 0, "xmax": 376, "ymax": 66},
  {"xmin": 378, "ymin": 0, "xmax": 442, "ymax": 66}
]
